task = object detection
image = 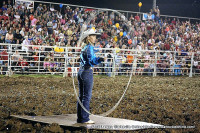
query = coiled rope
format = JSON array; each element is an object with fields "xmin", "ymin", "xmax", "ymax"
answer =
[{"xmin": 72, "ymin": 9, "xmax": 137, "ymax": 117}]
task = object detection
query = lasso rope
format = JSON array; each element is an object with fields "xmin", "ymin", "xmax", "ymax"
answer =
[
  {"xmin": 72, "ymin": 9, "xmax": 137, "ymax": 117},
  {"xmin": 72, "ymin": 57, "xmax": 137, "ymax": 117}
]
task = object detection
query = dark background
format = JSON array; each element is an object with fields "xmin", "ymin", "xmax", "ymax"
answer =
[
  {"xmin": 1, "ymin": 0, "xmax": 200, "ymax": 18},
  {"xmin": 41, "ymin": 0, "xmax": 200, "ymax": 18}
]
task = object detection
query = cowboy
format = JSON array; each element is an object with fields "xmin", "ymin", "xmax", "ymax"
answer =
[{"xmin": 77, "ymin": 28, "xmax": 104, "ymax": 124}]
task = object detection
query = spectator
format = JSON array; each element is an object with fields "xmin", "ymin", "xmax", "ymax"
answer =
[
  {"xmin": 126, "ymin": 53, "xmax": 134, "ymax": 75},
  {"xmin": 20, "ymin": 28, "xmax": 25, "ymax": 37},
  {"xmin": 115, "ymin": 52, "xmax": 122, "ymax": 75},
  {"xmin": 148, "ymin": 60, "xmax": 154, "ymax": 75},
  {"xmin": 105, "ymin": 50, "xmax": 113, "ymax": 77},
  {"xmin": 31, "ymin": 15, "xmax": 37, "ymax": 26},
  {"xmin": 160, "ymin": 60, "xmax": 169, "ymax": 76},
  {"xmin": 169, "ymin": 58, "xmax": 175, "ymax": 75},
  {"xmin": 49, "ymin": 58, "xmax": 56, "ymax": 74},
  {"xmin": 33, "ymin": 52, "xmax": 39, "ymax": 66},
  {"xmin": 43, "ymin": 53, "xmax": 51, "ymax": 72},
  {"xmin": 174, "ymin": 61, "xmax": 181, "ymax": 75},
  {"xmin": 11, "ymin": 50, "xmax": 20, "ymax": 72},
  {"xmin": 5, "ymin": 30, "xmax": 13, "ymax": 43},
  {"xmin": 0, "ymin": 48, "xmax": 8, "ymax": 75},
  {"xmin": 0, "ymin": 56, "xmax": 3, "ymax": 74},
  {"xmin": 14, "ymin": 29, "xmax": 23, "ymax": 44},
  {"xmin": 134, "ymin": 13, "xmax": 140, "ymax": 21},
  {"xmin": 0, "ymin": 27, "xmax": 7, "ymax": 37},
  {"xmin": 21, "ymin": 36, "xmax": 30, "ymax": 53},
  {"xmin": 193, "ymin": 59, "xmax": 198, "ymax": 74},
  {"xmin": 19, "ymin": 58, "xmax": 30, "ymax": 74},
  {"xmin": 137, "ymin": 58, "xmax": 144, "ymax": 75},
  {"xmin": 143, "ymin": 60, "xmax": 150, "ymax": 75},
  {"xmin": 181, "ymin": 58, "xmax": 188, "ymax": 75},
  {"xmin": 0, "ymin": 36, "xmax": 5, "ymax": 49}
]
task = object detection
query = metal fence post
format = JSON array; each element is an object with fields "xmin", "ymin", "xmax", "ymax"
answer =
[
  {"xmin": 133, "ymin": 55, "xmax": 138, "ymax": 76},
  {"xmin": 7, "ymin": 44, "xmax": 11, "ymax": 76},
  {"xmin": 38, "ymin": 48, "xmax": 41, "ymax": 73},
  {"xmin": 63, "ymin": 47, "xmax": 68, "ymax": 77},
  {"xmin": 153, "ymin": 51, "xmax": 157, "ymax": 77},
  {"xmin": 9, "ymin": 44, "xmax": 12, "ymax": 76},
  {"xmin": 112, "ymin": 48, "xmax": 116, "ymax": 77},
  {"xmin": 189, "ymin": 52, "xmax": 194, "ymax": 77},
  {"xmin": 173, "ymin": 51, "xmax": 176, "ymax": 74}
]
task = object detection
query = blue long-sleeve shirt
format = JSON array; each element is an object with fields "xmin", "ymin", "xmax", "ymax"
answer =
[{"xmin": 80, "ymin": 43, "xmax": 102, "ymax": 67}]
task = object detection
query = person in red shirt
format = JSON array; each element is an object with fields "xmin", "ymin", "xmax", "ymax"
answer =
[
  {"xmin": 0, "ymin": 48, "xmax": 8, "ymax": 64},
  {"xmin": 135, "ymin": 13, "xmax": 140, "ymax": 21},
  {"xmin": 171, "ymin": 18, "xmax": 176, "ymax": 25},
  {"xmin": 164, "ymin": 40, "xmax": 170, "ymax": 50},
  {"xmin": 101, "ymin": 31, "xmax": 108, "ymax": 39},
  {"xmin": 33, "ymin": 52, "xmax": 39, "ymax": 66},
  {"xmin": 2, "ymin": 13, "xmax": 9, "ymax": 21},
  {"xmin": 0, "ymin": 48, "xmax": 8, "ymax": 75},
  {"xmin": 19, "ymin": 58, "xmax": 30, "ymax": 74}
]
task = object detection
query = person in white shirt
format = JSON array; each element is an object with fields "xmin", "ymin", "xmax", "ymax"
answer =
[
  {"xmin": 11, "ymin": 50, "xmax": 20, "ymax": 71},
  {"xmin": 57, "ymin": 12, "xmax": 62, "ymax": 19},
  {"xmin": 175, "ymin": 36, "xmax": 181, "ymax": 46},
  {"xmin": 21, "ymin": 36, "xmax": 30, "ymax": 53},
  {"xmin": 110, "ymin": 12, "xmax": 115, "ymax": 20},
  {"xmin": 193, "ymin": 60, "xmax": 198, "ymax": 74},
  {"xmin": 78, "ymin": 16, "xmax": 84, "ymax": 23},
  {"xmin": 14, "ymin": 12, "xmax": 20, "ymax": 20},
  {"xmin": 148, "ymin": 37, "xmax": 155, "ymax": 45},
  {"xmin": 20, "ymin": 28, "xmax": 25, "ymax": 37},
  {"xmin": 105, "ymin": 50, "xmax": 113, "ymax": 77}
]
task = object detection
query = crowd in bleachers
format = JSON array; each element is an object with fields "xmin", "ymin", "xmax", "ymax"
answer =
[{"xmin": 0, "ymin": 0, "xmax": 200, "ymax": 75}]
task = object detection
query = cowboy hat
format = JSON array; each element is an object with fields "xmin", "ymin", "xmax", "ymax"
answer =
[{"xmin": 80, "ymin": 28, "xmax": 101, "ymax": 42}]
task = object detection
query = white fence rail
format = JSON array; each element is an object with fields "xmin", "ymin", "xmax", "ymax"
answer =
[{"xmin": 0, "ymin": 43, "xmax": 200, "ymax": 77}]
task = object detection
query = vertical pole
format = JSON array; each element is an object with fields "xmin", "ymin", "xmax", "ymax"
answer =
[
  {"xmin": 38, "ymin": 48, "xmax": 41, "ymax": 73},
  {"xmin": 63, "ymin": 47, "xmax": 68, "ymax": 77},
  {"xmin": 173, "ymin": 51, "xmax": 176, "ymax": 74},
  {"xmin": 139, "ymin": 7, "xmax": 141, "ymax": 19},
  {"xmin": 8, "ymin": 44, "xmax": 11, "ymax": 76},
  {"xmin": 133, "ymin": 55, "xmax": 138, "ymax": 76},
  {"xmin": 9, "ymin": 44, "xmax": 12, "ymax": 76},
  {"xmin": 112, "ymin": 49, "xmax": 116, "ymax": 77},
  {"xmin": 153, "ymin": 0, "xmax": 156, "ymax": 9},
  {"xmin": 153, "ymin": 51, "xmax": 157, "ymax": 77},
  {"xmin": 189, "ymin": 52, "xmax": 194, "ymax": 77}
]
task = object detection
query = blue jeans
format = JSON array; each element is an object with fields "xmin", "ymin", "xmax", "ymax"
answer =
[
  {"xmin": 5, "ymin": 40, "xmax": 12, "ymax": 44},
  {"xmin": 77, "ymin": 68, "xmax": 93, "ymax": 123},
  {"xmin": 105, "ymin": 62, "xmax": 112, "ymax": 77}
]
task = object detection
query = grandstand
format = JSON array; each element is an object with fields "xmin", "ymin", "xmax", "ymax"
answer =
[{"xmin": 0, "ymin": 0, "xmax": 200, "ymax": 77}]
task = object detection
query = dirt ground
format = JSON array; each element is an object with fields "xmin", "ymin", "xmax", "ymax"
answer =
[{"xmin": 0, "ymin": 75, "xmax": 199, "ymax": 133}]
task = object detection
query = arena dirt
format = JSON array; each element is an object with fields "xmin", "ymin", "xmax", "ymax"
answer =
[{"xmin": 0, "ymin": 75, "xmax": 199, "ymax": 133}]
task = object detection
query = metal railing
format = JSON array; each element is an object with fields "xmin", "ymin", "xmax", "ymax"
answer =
[
  {"xmin": 0, "ymin": 43, "xmax": 200, "ymax": 77},
  {"xmin": 31, "ymin": 0, "xmax": 200, "ymax": 22}
]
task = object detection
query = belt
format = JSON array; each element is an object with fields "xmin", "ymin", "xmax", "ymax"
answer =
[{"xmin": 80, "ymin": 66, "xmax": 92, "ymax": 70}]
